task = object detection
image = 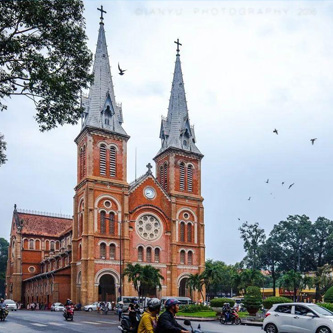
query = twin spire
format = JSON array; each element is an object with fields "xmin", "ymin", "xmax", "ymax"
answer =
[{"xmin": 82, "ymin": 8, "xmax": 201, "ymax": 156}]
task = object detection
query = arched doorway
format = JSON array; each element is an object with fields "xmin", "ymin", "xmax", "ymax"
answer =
[
  {"xmin": 179, "ymin": 277, "xmax": 190, "ymax": 297},
  {"xmin": 98, "ymin": 274, "xmax": 116, "ymax": 302}
]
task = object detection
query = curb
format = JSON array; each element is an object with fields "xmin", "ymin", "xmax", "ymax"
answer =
[
  {"xmin": 241, "ymin": 319, "xmax": 263, "ymax": 326},
  {"xmin": 176, "ymin": 316, "xmax": 218, "ymax": 322}
]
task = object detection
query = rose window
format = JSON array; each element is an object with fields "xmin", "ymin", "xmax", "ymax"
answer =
[{"xmin": 136, "ymin": 214, "xmax": 162, "ymax": 241}]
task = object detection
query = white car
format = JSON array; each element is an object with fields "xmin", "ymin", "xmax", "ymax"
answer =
[
  {"xmin": 4, "ymin": 300, "xmax": 17, "ymax": 311},
  {"xmin": 263, "ymin": 302, "xmax": 333, "ymax": 333},
  {"xmin": 83, "ymin": 302, "xmax": 99, "ymax": 312},
  {"xmin": 50, "ymin": 302, "xmax": 65, "ymax": 312}
]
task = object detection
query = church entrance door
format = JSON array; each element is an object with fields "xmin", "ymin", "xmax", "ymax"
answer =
[
  {"xmin": 179, "ymin": 277, "xmax": 190, "ymax": 297},
  {"xmin": 98, "ymin": 274, "xmax": 116, "ymax": 302}
]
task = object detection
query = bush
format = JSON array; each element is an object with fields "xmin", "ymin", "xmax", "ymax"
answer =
[
  {"xmin": 210, "ymin": 298, "xmax": 235, "ymax": 307},
  {"xmin": 263, "ymin": 297, "xmax": 292, "ymax": 310},
  {"xmin": 324, "ymin": 287, "xmax": 333, "ymax": 303},
  {"xmin": 179, "ymin": 304, "xmax": 211, "ymax": 313},
  {"xmin": 319, "ymin": 303, "xmax": 333, "ymax": 313},
  {"xmin": 243, "ymin": 286, "xmax": 262, "ymax": 314}
]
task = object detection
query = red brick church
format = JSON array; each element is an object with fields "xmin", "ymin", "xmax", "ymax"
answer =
[{"xmin": 6, "ymin": 11, "xmax": 205, "ymax": 306}]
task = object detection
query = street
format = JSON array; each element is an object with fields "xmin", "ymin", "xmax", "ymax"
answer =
[{"xmin": 0, "ymin": 310, "xmax": 263, "ymax": 333}]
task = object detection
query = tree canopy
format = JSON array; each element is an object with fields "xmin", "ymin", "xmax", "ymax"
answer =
[
  {"xmin": 0, "ymin": 0, "xmax": 93, "ymax": 164},
  {"xmin": 0, "ymin": 238, "xmax": 9, "ymax": 297}
]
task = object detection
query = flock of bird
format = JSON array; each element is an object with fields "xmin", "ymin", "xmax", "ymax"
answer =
[{"xmin": 246, "ymin": 128, "xmax": 318, "ymax": 202}]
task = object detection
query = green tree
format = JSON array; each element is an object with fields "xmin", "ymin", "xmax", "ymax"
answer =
[
  {"xmin": 0, "ymin": 133, "xmax": 6, "ymax": 166},
  {"xmin": 0, "ymin": 0, "xmax": 93, "ymax": 164},
  {"xmin": 122, "ymin": 263, "xmax": 142, "ymax": 299},
  {"xmin": 0, "ymin": 238, "xmax": 9, "ymax": 298},
  {"xmin": 186, "ymin": 273, "xmax": 205, "ymax": 301},
  {"xmin": 202, "ymin": 260, "xmax": 224, "ymax": 299},
  {"xmin": 233, "ymin": 269, "xmax": 265, "ymax": 291},
  {"xmin": 239, "ymin": 222, "xmax": 266, "ymax": 270}
]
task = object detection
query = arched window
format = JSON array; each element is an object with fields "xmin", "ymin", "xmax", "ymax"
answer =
[
  {"xmin": 154, "ymin": 248, "xmax": 160, "ymax": 263},
  {"xmin": 164, "ymin": 163, "xmax": 168, "ymax": 190},
  {"xmin": 24, "ymin": 239, "xmax": 28, "ymax": 249},
  {"xmin": 180, "ymin": 250, "xmax": 185, "ymax": 264},
  {"xmin": 146, "ymin": 247, "xmax": 152, "ymax": 263},
  {"xmin": 187, "ymin": 165, "xmax": 193, "ymax": 192},
  {"xmin": 110, "ymin": 146, "xmax": 116, "ymax": 177},
  {"xmin": 138, "ymin": 246, "xmax": 143, "ymax": 261},
  {"xmin": 180, "ymin": 162, "xmax": 185, "ymax": 191},
  {"xmin": 100, "ymin": 211, "xmax": 106, "ymax": 234},
  {"xmin": 29, "ymin": 239, "xmax": 34, "ymax": 250},
  {"xmin": 100, "ymin": 243, "xmax": 106, "ymax": 259},
  {"xmin": 50, "ymin": 241, "xmax": 55, "ymax": 252},
  {"xmin": 188, "ymin": 251, "xmax": 193, "ymax": 265},
  {"xmin": 160, "ymin": 166, "xmax": 164, "ymax": 188},
  {"xmin": 180, "ymin": 222, "xmax": 185, "ymax": 242},
  {"xmin": 35, "ymin": 239, "xmax": 41, "ymax": 250},
  {"xmin": 100, "ymin": 144, "xmax": 106, "ymax": 176},
  {"xmin": 187, "ymin": 224, "xmax": 192, "ymax": 242},
  {"xmin": 110, "ymin": 244, "xmax": 116, "ymax": 260},
  {"xmin": 109, "ymin": 212, "xmax": 115, "ymax": 235}
]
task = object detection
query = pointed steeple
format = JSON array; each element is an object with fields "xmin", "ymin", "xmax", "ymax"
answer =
[
  {"xmin": 157, "ymin": 40, "xmax": 202, "ymax": 157},
  {"xmin": 82, "ymin": 13, "xmax": 128, "ymax": 137}
]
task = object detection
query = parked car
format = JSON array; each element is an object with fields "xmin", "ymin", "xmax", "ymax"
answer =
[
  {"xmin": 50, "ymin": 302, "xmax": 65, "ymax": 312},
  {"xmin": 83, "ymin": 302, "xmax": 99, "ymax": 312},
  {"xmin": 4, "ymin": 300, "xmax": 17, "ymax": 311},
  {"xmin": 263, "ymin": 302, "xmax": 333, "ymax": 333}
]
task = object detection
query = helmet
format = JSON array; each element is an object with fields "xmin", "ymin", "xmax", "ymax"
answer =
[
  {"xmin": 164, "ymin": 298, "xmax": 181, "ymax": 309},
  {"xmin": 147, "ymin": 298, "xmax": 161, "ymax": 311}
]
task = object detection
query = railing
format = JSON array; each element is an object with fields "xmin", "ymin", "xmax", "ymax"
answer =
[{"xmin": 17, "ymin": 208, "xmax": 72, "ymax": 219}]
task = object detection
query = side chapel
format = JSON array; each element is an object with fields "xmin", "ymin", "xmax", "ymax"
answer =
[{"xmin": 6, "ymin": 10, "xmax": 205, "ymax": 306}]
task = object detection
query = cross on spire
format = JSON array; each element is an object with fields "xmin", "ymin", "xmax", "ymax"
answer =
[
  {"xmin": 146, "ymin": 163, "xmax": 153, "ymax": 174},
  {"xmin": 97, "ymin": 5, "xmax": 107, "ymax": 23},
  {"xmin": 174, "ymin": 38, "xmax": 182, "ymax": 55}
]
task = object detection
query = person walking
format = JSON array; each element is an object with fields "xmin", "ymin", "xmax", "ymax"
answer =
[
  {"xmin": 155, "ymin": 299, "xmax": 189, "ymax": 333},
  {"xmin": 137, "ymin": 298, "xmax": 161, "ymax": 333}
]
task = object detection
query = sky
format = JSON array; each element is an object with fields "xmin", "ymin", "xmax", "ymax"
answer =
[{"xmin": 1, "ymin": 0, "xmax": 333, "ymax": 264}]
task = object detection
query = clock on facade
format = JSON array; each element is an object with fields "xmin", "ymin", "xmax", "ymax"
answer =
[{"xmin": 144, "ymin": 186, "xmax": 156, "ymax": 199}]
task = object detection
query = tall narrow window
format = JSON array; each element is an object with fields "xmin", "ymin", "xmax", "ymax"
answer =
[
  {"xmin": 110, "ymin": 244, "xmax": 116, "ymax": 259},
  {"xmin": 187, "ymin": 165, "xmax": 193, "ymax": 192},
  {"xmin": 29, "ymin": 239, "xmax": 34, "ymax": 250},
  {"xmin": 138, "ymin": 246, "xmax": 143, "ymax": 261},
  {"xmin": 100, "ymin": 144, "xmax": 106, "ymax": 175},
  {"xmin": 79, "ymin": 214, "xmax": 83, "ymax": 236},
  {"xmin": 100, "ymin": 243, "xmax": 106, "ymax": 259},
  {"xmin": 187, "ymin": 224, "xmax": 192, "ymax": 242},
  {"xmin": 154, "ymin": 248, "xmax": 160, "ymax": 263},
  {"xmin": 188, "ymin": 251, "xmax": 193, "ymax": 265},
  {"xmin": 180, "ymin": 162, "xmax": 185, "ymax": 191},
  {"xmin": 146, "ymin": 247, "xmax": 152, "ymax": 263},
  {"xmin": 78, "ymin": 244, "xmax": 82, "ymax": 260},
  {"xmin": 160, "ymin": 166, "xmax": 164, "ymax": 188},
  {"xmin": 180, "ymin": 222, "xmax": 185, "ymax": 242},
  {"xmin": 180, "ymin": 250, "xmax": 185, "ymax": 264},
  {"xmin": 100, "ymin": 211, "xmax": 106, "ymax": 234},
  {"xmin": 109, "ymin": 212, "xmax": 115, "ymax": 235},
  {"xmin": 50, "ymin": 241, "xmax": 55, "ymax": 251},
  {"xmin": 110, "ymin": 146, "xmax": 116, "ymax": 177},
  {"xmin": 82, "ymin": 146, "xmax": 86, "ymax": 177},
  {"xmin": 164, "ymin": 163, "xmax": 168, "ymax": 190},
  {"xmin": 80, "ymin": 147, "xmax": 83, "ymax": 178}
]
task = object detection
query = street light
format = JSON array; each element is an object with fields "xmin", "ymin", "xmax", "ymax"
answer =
[{"xmin": 104, "ymin": 216, "xmax": 123, "ymax": 301}]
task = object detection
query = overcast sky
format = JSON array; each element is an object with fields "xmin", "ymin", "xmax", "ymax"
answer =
[{"xmin": 1, "ymin": 0, "xmax": 333, "ymax": 264}]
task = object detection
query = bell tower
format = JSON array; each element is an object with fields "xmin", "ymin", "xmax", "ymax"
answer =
[{"xmin": 71, "ymin": 7, "xmax": 130, "ymax": 305}]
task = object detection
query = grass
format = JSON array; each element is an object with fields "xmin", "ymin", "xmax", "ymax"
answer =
[
  {"xmin": 238, "ymin": 311, "xmax": 250, "ymax": 318},
  {"xmin": 176, "ymin": 311, "xmax": 217, "ymax": 318}
]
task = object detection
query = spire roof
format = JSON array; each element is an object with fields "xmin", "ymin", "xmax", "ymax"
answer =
[
  {"xmin": 82, "ymin": 19, "xmax": 128, "ymax": 137},
  {"xmin": 156, "ymin": 43, "xmax": 202, "ymax": 157}
]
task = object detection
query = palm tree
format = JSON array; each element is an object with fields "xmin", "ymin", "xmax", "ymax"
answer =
[
  {"xmin": 123, "ymin": 263, "xmax": 142, "ymax": 299},
  {"xmin": 186, "ymin": 273, "xmax": 205, "ymax": 301},
  {"xmin": 140, "ymin": 265, "xmax": 164, "ymax": 297}
]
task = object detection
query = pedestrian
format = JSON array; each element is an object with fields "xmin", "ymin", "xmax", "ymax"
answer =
[{"xmin": 118, "ymin": 301, "xmax": 123, "ymax": 321}]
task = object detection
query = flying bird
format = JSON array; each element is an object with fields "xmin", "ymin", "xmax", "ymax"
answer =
[
  {"xmin": 282, "ymin": 182, "xmax": 285, "ymax": 186},
  {"xmin": 248, "ymin": 197, "xmax": 251, "ymax": 201},
  {"xmin": 310, "ymin": 138, "xmax": 317, "ymax": 145},
  {"xmin": 118, "ymin": 63, "xmax": 126, "ymax": 75},
  {"xmin": 266, "ymin": 179, "xmax": 269, "ymax": 184},
  {"xmin": 238, "ymin": 218, "xmax": 241, "ymax": 221},
  {"xmin": 288, "ymin": 183, "xmax": 295, "ymax": 189},
  {"xmin": 273, "ymin": 129, "xmax": 278, "ymax": 135}
]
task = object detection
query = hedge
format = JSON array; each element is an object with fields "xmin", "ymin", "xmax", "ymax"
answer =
[
  {"xmin": 243, "ymin": 286, "xmax": 262, "ymax": 310},
  {"xmin": 179, "ymin": 304, "xmax": 212, "ymax": 313},
  {"xmin": 263, "ymin": 297, "xmax": 292, "ymax": 309},
  {"xmin": 210, "ymin": 298, "xmax": 235, "ymax": 307},
  {"xmin": 324, "ymin": 286, "xmax": 333, "ymax": 303},
  {"xmin": 319, "ymin": 303, "xmax": 333, "ymax": 313}
]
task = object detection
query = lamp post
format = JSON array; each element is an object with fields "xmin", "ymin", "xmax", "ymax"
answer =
[{"xmin": 104, "ymin": 216, "xmax": 123, "ymax": 301}]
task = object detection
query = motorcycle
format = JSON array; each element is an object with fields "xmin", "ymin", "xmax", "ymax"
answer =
[
  {"xmin": 183, "ymin": 319, "xmax": 203, "ymax": 333},
  {"xmin": 118, "ymin": 310, "xmax": 141, "ymax": 332},
  {"xmin": 63, "ymin": 305, "xmax": 74, "ymax": 321},
  {"xmin": 0, "ymin": 307, "xmax": 8, "ymax": 321},
  {"xmin": 220, "ymin": 309, "xmax": 241, "ymax": 325}
]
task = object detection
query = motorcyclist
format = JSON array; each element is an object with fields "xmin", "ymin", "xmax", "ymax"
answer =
[
  {"xmin": 155, "ymin": 298, "xmax": 189, "ymax": 333},
  {"xmin": 0, "ymin": 298, "xmax": 7, "ymax": 320},
  {"xmin": 222, "ymin": 303, "xmax": 231, "ymax": 322},
  {"xmin": 137, "ymin": 298, "xmax": 161, "ymax": 333},
  {"xmin": 65, "ymin": 299, "xmax": 73, "ymax": 306},
  {"xmin": 128, "ymin": 303, "xmax": 137, "ymax": 328}
]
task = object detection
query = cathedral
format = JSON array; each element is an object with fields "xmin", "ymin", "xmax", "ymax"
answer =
[{"xmin": 6, "ymin": 12, "xmax": 205, "ymax": 306}]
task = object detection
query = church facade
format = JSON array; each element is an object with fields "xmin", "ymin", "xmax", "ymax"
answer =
[{"xmin": 6, "ymin": 15, "xmax": 205, "ymax": 306}]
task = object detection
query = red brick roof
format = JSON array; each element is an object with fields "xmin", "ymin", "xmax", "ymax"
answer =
[{"xmin": 18, "ymin": 213, "xmax": 72, "ymax": 237}]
